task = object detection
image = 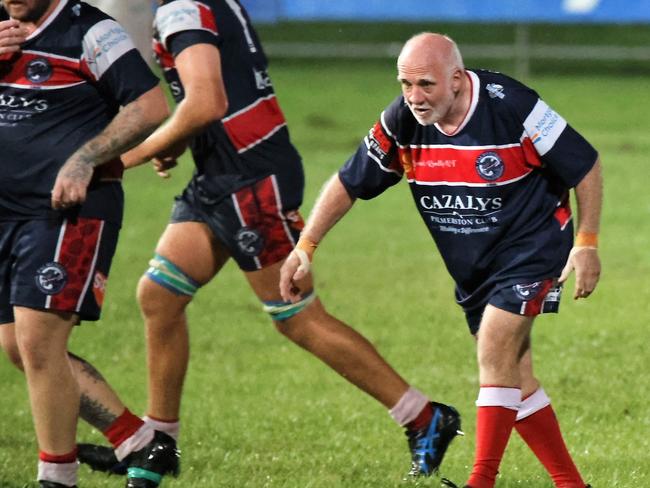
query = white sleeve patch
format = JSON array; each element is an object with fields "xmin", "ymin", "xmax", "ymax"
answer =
[
  {"xmin": 156, "ymin": 0, "xmax": 207, "ymax": 47},
  {"xmin": 522, "ymin": 99, "xmax": 567, "ymax": 156},
  {"xmin": 82, "ymin": 19, "xmax": 136, "ymax": 81}
]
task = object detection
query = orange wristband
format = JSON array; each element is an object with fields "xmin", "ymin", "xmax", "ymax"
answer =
[
  {"xmin": 296, "ymin": 237, "xmax": 318, "ymax": 260},
  {"xmin": 575, "ymin": 232, "xmax": 598, "ymax": 248}
]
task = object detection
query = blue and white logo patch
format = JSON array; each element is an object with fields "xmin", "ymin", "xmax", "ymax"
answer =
[
  {"xmin": 26, "ymin": 58, "xmax": 52, "ymax": 83},
  {"xmin": 475, "ymin": 151, "xmax": 505, "ymax": 181},
  {"xmin": 513, "ymin": 281, "xmax": 543, "ymax": 301},
  {"xmin": 35, "ymin": 262, "xmax": 67, "ymax": 295},
  {"xmin": 235, "ymin": 227, "xmax": 264, "ymax": 257},
  {"xmin": 523, "ymin": 99, "xmax": 567, "ymax": 156}
]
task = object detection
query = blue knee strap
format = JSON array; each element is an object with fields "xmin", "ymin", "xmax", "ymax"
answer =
[
  {"xmin": 263, "ymin": 292, "xmax": 316, "ymax": 321},
  {"xmin": 146, "ymin": 253, "xmax": 199, "ymax": 297}
]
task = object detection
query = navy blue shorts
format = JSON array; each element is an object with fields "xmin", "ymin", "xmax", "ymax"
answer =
[
  {"xmin": 171, "ymin": 174, "xmax": 304, "ymax": 272},
  {"xmin": 0, "ymin": 217, "xmax": 120, "ymax": 324},
  {"xmin": 464, "ymin": 278, "xmax": 562, "ymax": 335}
]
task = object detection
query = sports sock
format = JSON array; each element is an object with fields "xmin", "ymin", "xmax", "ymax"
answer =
[
  {"xmin": 388, "ymin": 387, "xmax": 430, "ymax": 428},
  {"xmin": 144, "ymin": 415, "xmax": 180, "ymax": 441},
  {"xmin": 515, "ymin": 388, "xmax": 585, "ymax": 487},
  {"xmin": 38, "ymin": 449, "xmax": 78, "ymax": 486},
  {"xmin": 103, "ymin": 408, "xmax": 154, "ymax": 461},
  {"xmin": 466, "ymin": 386, "xmax": 521, "ymax": 488}
]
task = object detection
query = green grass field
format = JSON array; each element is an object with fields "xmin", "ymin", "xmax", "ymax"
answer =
[{"xmin": 1, "ymin": 56, "xmax": 650, "ymax": 487}]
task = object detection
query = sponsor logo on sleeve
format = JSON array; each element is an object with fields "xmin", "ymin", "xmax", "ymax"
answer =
[
  {"xmin": 486, "ymin": 83, "xmax": 505, "ymax": 99},
  {"xmin": 523, "ymin": 99, "xmax": 567, "ymax": 156},
  {"xmin": 35, "ymin": 262, "xmax": 68, "ymax": 295},
  {"xmin": 83, "ymin": 19, "xmax": 136, "ymax": 80}
]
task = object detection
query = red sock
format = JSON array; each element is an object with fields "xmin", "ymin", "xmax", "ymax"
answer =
[
  {"xmin": 39, "ymin": 448, "xmax": 78, "ymax": 463},
  {"xmin": 103, "ymin": 408, "xmax": 145, "ymax": 449},
  {"xmin": 515, "ymin": 405, "xmax": 585, "ymax": 487},
  {"xmin": 467, "ymin": 406, "xmax": 518, "ymax": 488},
  {"xmin": 406, "ymin": 403, "xmax": 433, "ymax": 431}
]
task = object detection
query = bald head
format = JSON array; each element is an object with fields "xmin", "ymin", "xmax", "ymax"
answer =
[
  {"xmin": 398, "ymin": 33, "xmax": 464, "ymax": 75},
  {"xmin": 396, "ymin": 33, "xmax": 468, "ymax": 127}
]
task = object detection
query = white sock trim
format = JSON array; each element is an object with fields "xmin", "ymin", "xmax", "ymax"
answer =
[
  {"xmin": 476, "ymin": 386, "xmax": 522, "ymax": 411},
  {"xmin": 389, "ymin": 387, "xmax": 430, "ymax": 426},
  {"xmin": 516, "ymin": 387, "xmax": 551, "ymax": 421},
  {"xmin": 114, "ymin": 423, "xmax": 155, "ymax": 461},
  {"xmin": 144, "ymin": 415, "xmax": 180, "ymax": 441},
  {"xmin": 38, "ymin": 460, "xmax": 78, "ymax": 486}
]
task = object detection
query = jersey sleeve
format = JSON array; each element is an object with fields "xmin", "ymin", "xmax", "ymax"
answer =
[
  {"xmin": 81, "ymin": 19, "xmax": 159, "ymax": 106},
  {"xmin": 156, "ymin": 0, "xmax": 220, "ymax": 57},
  {"xmin": 339, "ymin": 100, "xmax": 404, "ymax": 200},
  {"xmin": 511, "ymin": 86, "xmax": 598, "ymax": 188}
]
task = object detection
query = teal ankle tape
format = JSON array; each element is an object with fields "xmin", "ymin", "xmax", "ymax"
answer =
[{"xmin": 127, "ymin": 467, "xmax": 163, "ymax": 484}]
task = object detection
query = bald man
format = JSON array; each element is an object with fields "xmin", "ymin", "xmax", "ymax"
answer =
[{"xmin": 280, "ymin": 33, "xmax": 601, "ymax": 488}]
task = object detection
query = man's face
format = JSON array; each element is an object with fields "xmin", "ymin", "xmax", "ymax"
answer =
[
  {"xmin": 2, "ymin": 0, "xmax": 53, "ymax": 23},
  {"xmin": 397, "ymin": 61, "xmax": 456, "ymax": 126}
]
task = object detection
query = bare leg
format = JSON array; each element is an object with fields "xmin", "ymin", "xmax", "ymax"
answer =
[
  {"xmin": 1, "ymin": 322, "xmax": 126, "ymax": 431},
  {"xmin": 245, "ymin": 260, "xmax": 410, "ymax": 408},
  {"xmin": 14, "ymin": 307, "xmax": 78, "ymax": 455},
  {"xmin": 139, "ymin": 222, "xmax": 227, "ymax": 420}
]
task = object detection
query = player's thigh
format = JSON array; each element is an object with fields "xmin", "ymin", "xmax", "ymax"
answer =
[
  {"xmin": 477, "ymin": 305, "xmax": 534, "ymax": 359},
  {"xmin": 244, "ymin": 259, "xmax": 314, "ymax": 303},
  {"xmin": 13, "ymin": 307, "xmax": 77, "ymax": 363},
  {"xmin": 0, "ymin": 322, "xmax": 22, "ymax": 368},
  {"xmin": 153, "ymin": 221, "xmax": 230, "ymax": 285}
]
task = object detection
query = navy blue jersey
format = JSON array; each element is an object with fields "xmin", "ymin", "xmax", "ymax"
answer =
[
  {"xmin": 0, "ymin": 0, "xmax": 159, "ymax": 223},
  {"xmin": 153, "ymin": 0, "xmax": 303, "ymax": 209},
  {"xmin": 339, "ymin": 70, "xmax": 598, "ymax": 311}
]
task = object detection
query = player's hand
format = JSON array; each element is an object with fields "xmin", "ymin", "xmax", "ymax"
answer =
[
  {"xmin": 559, "ymin": 246, "xmax": 601, "ymax": 299},
  {"xmin": 51, "ymin": 159, "xmax": 94, "ymax": 209},
  {"xmin": 279, "ymin": 249, "xmax": 312, "ymax": 303},
  {"xmin": 153, "ymin": 156, "xmax": 178, "ymax": 178},
  {"xmin": 0, "ymin": 20, "xmax": 26, "ymax": 58}
]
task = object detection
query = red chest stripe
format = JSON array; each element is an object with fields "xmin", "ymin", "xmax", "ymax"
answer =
[
  {"xmin": 222, "ymin": 95, "xmax": 287, "ymax": 153},
  {"xmin": 1, "ymin": 51, "xmax": 86, "ymax": 89},
  {"xmin": 400, "ymin": 144, "xmax": 533, "ymax": 186}
]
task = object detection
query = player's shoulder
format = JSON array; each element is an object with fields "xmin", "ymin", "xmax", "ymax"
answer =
[
  {"xmin": 382, "ymin": 94, "xmax": 418, "ymax": 137},
  {"xmin": 472, "ymin": 69, "xmax": 539, "ymax": 105}
]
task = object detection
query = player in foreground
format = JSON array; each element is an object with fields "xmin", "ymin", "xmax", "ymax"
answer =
[
  {"xmin": 73, "ymin": 0, "xmax": 462, "ymax": 484},
  {"xmin": 280, "ymin": 33, "xmax": 601, "ymax": 488},
  {"xmin": 0, "ymin": 0, "xmax": 170, "ymax": 486}
]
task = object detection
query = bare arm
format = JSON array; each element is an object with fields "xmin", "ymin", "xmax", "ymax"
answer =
[
  {"xmin": 121, "ymin": 43, "xmax": 228, "ymax": 173},
  {"xmin": 559, "ymin": 158, "xmax": 603, "ymax": 299},
  {"xmin": 0, "ymin": 20, "xmax": 25, "ymax": 56},
  {"xmin": 51, "ymin": 84, "xmax": 169, "ymax": 209},
  {"xmin": 279, "ymin": 174, "xmax": 356, "ymax": 302}
]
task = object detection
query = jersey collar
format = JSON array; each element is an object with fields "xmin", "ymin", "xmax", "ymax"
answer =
[
  {"xmin": 24, "ymin": 0, "xmax": 69, "ymax": 41},
  {"xmin": 434, "ymin": 69, "xmax": 480, "ymax": 137}
]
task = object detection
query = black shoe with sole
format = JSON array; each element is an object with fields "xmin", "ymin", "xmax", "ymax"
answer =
[
  {"xmin": 406, "ymin": 401, "xmax": 463, "ymax": 477},
  {"xmin": 77, "ymin": 443, "xmax": 128, "ymax": 475},
  {"xmin": 124, "ymin": 431, "xmax": 180, "ymax": 488}
]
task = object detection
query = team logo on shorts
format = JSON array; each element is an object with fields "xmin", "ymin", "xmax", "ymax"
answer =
[
  {"xmin": 513, "ymin": 281, "xmax": 543, "ymax": 301},
  {"xmin": 475, "ymin": 151, "xmax": 505, "ymax": 181},
  {"xmin": 26, "ymin": 57, "xmax": 53, "ymax": 84},
  {"xmin": 35, "ymin": 262, "xmax": 67, "ymax": 295},
  {"xmin": 235, "ymin": 227, "xmax": 264, "ymax": 257}
]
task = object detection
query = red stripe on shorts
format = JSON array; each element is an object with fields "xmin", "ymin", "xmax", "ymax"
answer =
[
  {"xmin": 234, "ymin": 176, "xmax": 300, "ymax": 269},
  {"xmin": 50, "ymin": 218, "xmax": 102, "ymax": 312},
  {"xmin": 521, "ymin": 279, "xmax": 554, "ymax": 316}
]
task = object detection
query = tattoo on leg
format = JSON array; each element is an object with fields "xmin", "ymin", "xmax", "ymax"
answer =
[
  {"xmin": 68, "ymin": 352, "xmax": 107, "ymax": 382},
  {"xmin": 80, "ymin": 394, "xmax": 118, "ymax": 431}
]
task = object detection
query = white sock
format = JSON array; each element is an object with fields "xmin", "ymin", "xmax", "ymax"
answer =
[
  {"xmin": 144, "ymin": 415, "xmax": 180, "ymax": 441},
  {"xmin": 516, "ymin": 387, "xmax": 551, "ymax": 421},
  {"xmin": 38, "ymin": 460, "xmax": 78, "ymax": 487},
  {"xmin": 389, "ymin": 387, "xmax": 430, "ymax": 426},
  {"xmin": 114, "ymin": 423, "xmax": 155, "ymax": 462}
]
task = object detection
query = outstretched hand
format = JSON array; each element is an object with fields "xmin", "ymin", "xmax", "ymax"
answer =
[
  {"xmin": 279, "ymin": 249, "xmax": 311, "ymax": 303},
  {"xmin": 559, "ymin": 246, "xmax": 601, "ymax": 299}
]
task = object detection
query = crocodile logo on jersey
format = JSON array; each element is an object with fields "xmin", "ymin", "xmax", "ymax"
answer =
[
  {"xmin": 475, "ymin": 151, "xmax": 504, "ymax": 181},
  {"xmin": 235, "ymin": 227, "xmax": 265, "ymax": 256},
  {"xmin": 513, "ymin": 281, "xmax": 543, "ymax": 300},
  {"xmin": 26, "ymin": 58, "xmax": 52, "ymax": 84},
  {"xmin": 35, "ymin": 262, "xmax": 67, "ymax": 295},
  {"xmin": 486, "ymin": 83, "xmax": 505, "ymax": 99}
]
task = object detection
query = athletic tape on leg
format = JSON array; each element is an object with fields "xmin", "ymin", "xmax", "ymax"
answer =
[
  {"xmin": 263, "ymin": 292, "xmax": 316, "ymax": 321},
  {"xmin": 146, "ymin": 253, "xmax": 199, "ymax": 297}
]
